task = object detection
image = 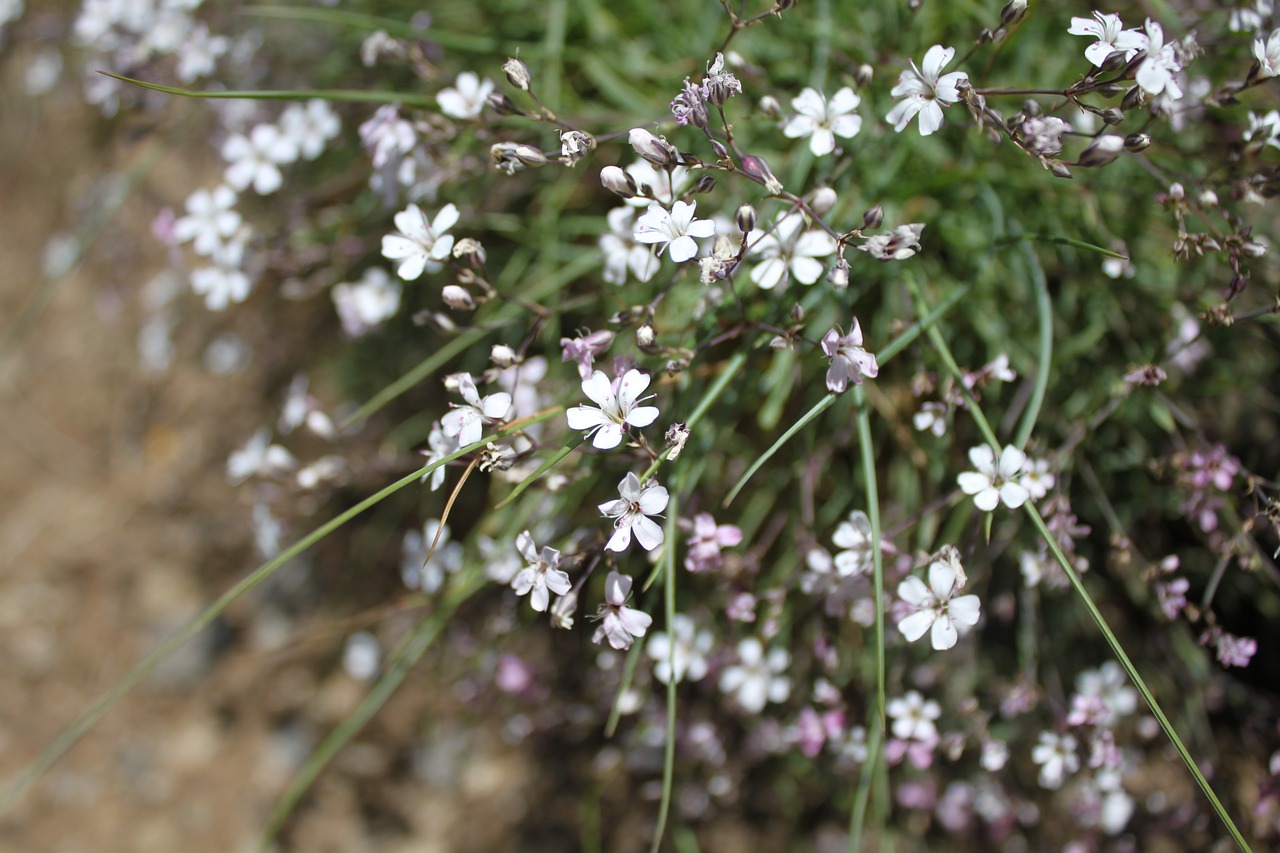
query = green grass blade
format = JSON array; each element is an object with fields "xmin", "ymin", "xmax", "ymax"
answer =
[
  {"xmin": 847, "ymin": 718, "xmax": 883, "ymax": 852},
  {"xmin": 495, "ymin": 440, "xmax": 577, "ymax": 509},
  {"xmin": 995, "ymin": 233, "xmax": 1128, "ymax": 259},
  {"xmin": 648, "ymin": 489, "xmax": 680, "ymax": 853},
  {"xmin": 1013, "ymin": 240, "xmax": 1052, "ymax": 449},
  {"xmin": 852, "ymin": 385, "xmax": 885, "ymax": 732},
  {"xmin": 723, "ymin": 392, "xmax": 836, "ymax": 508},
  {"xmin": 341, "ymin": 331, "xmax": 484, "ymax": 429},
  {"xmin": 99, "ymin": 72, "xmax": 437, "ymax": 108}
]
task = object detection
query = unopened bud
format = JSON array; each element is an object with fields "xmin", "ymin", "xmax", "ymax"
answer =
[
  {"xmin": 1242, "ymin": 240, "xmax": 1267, "ymax": 258},
  {"xmin": 862, "ymin": 204, "xmax": 884, "ymax": 230},
  {"xmin": 1022, "ymin": 98, "xmax": 1041, "ymax": 117},
  {"xmin": 1101, "ymin": 107, "xmax": 1124, "ymax": 125},
  {"xmin": 709, "ymin": 139, "xmax": 729, "ymax": 161},
  {"xmin": 1198, "ymin": 189, "xmax": 1218, "ymax": 207},
  {"xmin": 1094, "ymin": 82, "xmax": 1125, "ymax": 97},
  {"xmin": 441, "ymin": 284, "xmax": 475, "ymax": 310},
  {"xmin": 790, "ymin": 303, "xmax": 805, "ymax": 323},
  {"xmin": 490, "ymin": 344, "xmax": 518, "ymax": 367},
  {"xmin": 693, "ymin": 174, "xmax": 717, "ymax": 194},
  {"xmin": 1049, "ymin": 160, "xmax": 1073, "ymax": 179},
  {"xmin": 758, "ymin": 95, "xmax": 783, "ymax": 119},
  {"xmin": 854, "ymin": 64, "xmax": 874, "ymax": 88},
  {"xmin": 549, "ymin": 591, "xmax": 577, "ymax": 630},
  {"xmin": 775, "ymin": 0, "xmax": 798, "ymax": 11},
  {"xmin": 1123, "ymin": 133, "xmax": 1151, "ymax": 152},
  {"xmin": 736, "ymin": 203, "xmax": 757, "ymax": 234},
  {"xmin": 486, "ymin": 93, "xmax": 523, "ymax": 116},
  {"xmin": 503, "ymin": 57, "xmax": 531, "ymax": 91},
  {"xmin": 739, "ymin": 154, "xmax": 783, "ymax": 194},
  {"xmin": 600, "ymin": 165, "xmax": 638, "ymax": 198},
  {"xmin": 1000, "ymin": 0, "xmax": 1027, "ymax": 27},
  {"xmin": 1168, "ymin": 182, "xmax": 1185, "ymax": 201},
  {"xmin": 808, "ymin": 186, "xmax": 838, "ymax": 216},
  {"xmin": 636, "ymin": 324, "xmax": 656, "ymax": 348},
  {"xmin": 1077, "ymin": 134, "xmax": 1125, "ymax": 167},
  {"xmin": 827, "ymin": 258, "xmax": 850, "ymax": 290},
  {"xmin": 628, "ymin": 128, "xmax": 678, "ymax": 166},
  {"xmin": 490, "ymin": 142, "xmax": 547, "ymax": 174}
]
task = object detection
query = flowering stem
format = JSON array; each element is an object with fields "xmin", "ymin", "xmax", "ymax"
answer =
[
  {"xmin": 649, "ymin": 491, "xmax": 681, "ymax": 853},
  {"xmin": 852, "ymin": 385, "xmax": 886, "ymax": 734}
]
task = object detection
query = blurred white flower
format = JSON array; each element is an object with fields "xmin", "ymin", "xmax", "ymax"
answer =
[
  {"xmin": 1032, "ymin": 731, "xmax": 1079, "ymax": 789},
  {"xmin": 438, "ymin": 71, "xmax": 494, "ymax": 119},
  {"xmin": 719, "ymin": 637, "xmax": 790, "ymax": 713},
  {"xmin": 782, "ymin": 86, "xmax": 862, "ymax": 156},
  {"xmin": 332, "ymin": 267, "xmax": 401, "ymax": 337},
  {"xmin": 646, "ymin": 614, "xmax": 713, "ymax": 684},
  {"xmin": 957, "ymin": 445, "xmax": 1030, "ymax": 511},
  {"xmin": 401, "ymin": 519, "xmax": 464, "ymax": 593},
  {"xmin": 173, "ymin": 185, "xmax": 241, "ymax": 256},
  {"xmin": 222, "ymin": 124, "xmax": 295, "ymax": 195},
  {"xmin": 279, "ymin": 99, "xmax": 341, "ymax": 160}
]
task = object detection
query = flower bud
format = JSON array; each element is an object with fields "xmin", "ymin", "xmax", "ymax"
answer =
[
  {"xmin": 628, "ymin": 128, "xmax": 678, "ymax": 166},
  {"xmin": 709, "ymin": 139, "xmax": 729, "ymax": 161},
  {"xmin": 854, "ymin": 64, "xmax": 874, "ymax": 88},
  {"xmin": 1123, "ymin": 133, "xmax": 1151, "ymax": 152},
  {"xmin": 1022, "ymin": 98, "xmax": 1041, "ymax": 117},
  {"xmin": 827, "ymin": 258, "xmax": 850, "ymax": 290},
  {"xmin": 600, "ymin": 165, "xmax": 638, "ymax": 198},
  {"xmin": 1242, "ymin": 240, "xmax": 1267, "ymax": 258},
  {"xmin": 693, "ymin": 174, "xmax": 717, "ymax": 194},
  {"xmin": 490, "ymin": 344, "xmax": 518, "ymax": 367},
  {"xmin": 1101, "ymin": 107, "xmax": 1124, "ymax": 125},
  {"xmin": 1198, "ymin": 189, "xmax": 1218, "ymax": 207},
  {"xmin": 453, "ymin": 237, "xmax": 487, "ymax": 267},
  {"xmin": 739, "ymin": 154, "xmax": 783, "ymax": 194},
  {"xmin": 790, "ymin": 303, "xmax": 805, "ymax": 322},
  {"xmin": 1094, "ymin": 82, "xmax": 1126, "ymax": 97},
  {"xmin": 758, "ymin": 95, "xmax": 783, "ymax": 119},
  {"xmin": 1076, "ymin": 134, "xmax": 1125, "ymax": 167},
  {"xmin": 549, "ymin": 591, "xmax": 577, "ymax": 630},
  {"xmin": 441, "ymin": 284, "xmax": 475, "ymax": 310},
  {"xmin": 735, "ymin": 203, "xmax": 757, "ymax": 234},
  {"xmin": 636, "ymin": 324, "xmax": 656, "ymax": 348},
  {"xmin": 1000, "ymin": 0, "xmax": 1027, "ymax": 27},
  {"xmin": 486, "ymin": 93, "xmax": 523, "ymax": 116},
  {"xmin": 1049, "ymin": 160, "xmax": 1073, "ymax": 179},
  {"xmin": 808, "ymin": 186, "xmax": 838, "ymax": 216},
  {"xmin": 862, "ymin": 204, "xmax": 883, "ymax": 230},
  {"xmin": 503, "ymin": 57, "xmax": 531, "ymax": 91}
]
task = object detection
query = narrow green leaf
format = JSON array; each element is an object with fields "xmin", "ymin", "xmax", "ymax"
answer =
[{"xmin": 99, "ymin": 71, "xmax": 437, "ymax": 108}]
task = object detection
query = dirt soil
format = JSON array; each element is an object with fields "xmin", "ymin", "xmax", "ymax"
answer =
[{"xmin": 0, "ymin": 33, "xmax": 546, "ymax": 853}]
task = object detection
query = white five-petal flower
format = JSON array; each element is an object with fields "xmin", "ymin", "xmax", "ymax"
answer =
[
  {"xmin": 441, "ymin": 373, "xmax": 511, "ymax": 447},
  {"xmin": 1135, "ymin": 19, "xmax": 1183, "ymax": 100},
  {"xmin": 821, "ymin": 318, "xmax": 880, "ymax": 392},
  {"xmin": 592, "ymin": 571, "xmax": 652, "ymax": 650},
  {"xmin": 1067, "ymin": 12, "xmax": 1148, "ymax": 68},
  {"xmin": 565, "ymin": 368, "xmax": 660, "ymax": 449},
  {"xmin": 221, "ymin": 124, "xmax": 295, "ymax": 195},
  {"xmin": 1256, "ymin": 28, "xmax": 1280, "ymax": 78},
  {"xmin": 511, "ymin": 530, "xmax": 572, "ymax": 612},
  {"xmin": 957, "ymin": 445, "xmax": 1030, "ymax": 511},
  {"xmin": 747, "ymin": 211, "xmax": 838, "ymax": 290},
  {"xmin": 886, "ymin": 45, "xmax": 969, "ymax": 136},
  {"xmin": 646, "ymin": 613, "xmax": 713, "ymax": 684},
  {"xmin": 381, "ymin": 202, "xmax": 459, "ymax": 281},
  {"xmin": 782, "ymin": 86, "xmax": 863, "ymax": 156},
  {"xmin": 719, "ymin": 637, "xmax": 791, "ymax": 713},
  {"xmin": 437, "ymin": 71, "xmax": 494, "ymax": 119},
  {"xmin": 633, "ymin": 200, "xmax": 716, "ymax": 264},
  {"xmin": 173, "ymin": 185, "xmax": 241, "ymax": 256},
  {"xmin": 896, "ymin": 546, "xmax": 981, "ymax": 651},
  {"xmin": 599, "ymin": 472, "xmax": 669, "ymax": 552}
]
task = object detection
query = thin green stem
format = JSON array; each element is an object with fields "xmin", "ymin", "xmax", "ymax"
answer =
[
  {"xmin": 847, "ymin": 719, "xmax": 883, "ymax": 852},
  {"xmin": 100, "ymin": 72, "xmax": 438, "ymax": 107},
  {"xmin": 852, "ymin": 385, "xmax": 885, "ymax": 733},
  {"xmin": 649, "ymin": 491, "xmax": 680, "ymax": 853},
  {"xmin": 1013, "ymin": 240, "xmax": 1053, "ymax": 449}
]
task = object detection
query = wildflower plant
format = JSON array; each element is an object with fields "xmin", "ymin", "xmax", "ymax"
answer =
[{"xmin": 12, "ymin": 1, "xmax": 1280, "ymax": 851}]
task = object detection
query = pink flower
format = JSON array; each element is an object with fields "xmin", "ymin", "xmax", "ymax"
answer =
[
  {"xmin": 821, "ymin": 318, "xmax": 879, "ymax": 392},
  {"xmin": 685, "ymin": 512, "xmax": 743, "ymax": 573},
  {"xmin": 592, "ymin": 572, "xmax": 652, "ymax": 650}
]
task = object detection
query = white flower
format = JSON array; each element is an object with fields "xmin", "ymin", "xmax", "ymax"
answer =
[
  {"xmin": 401, "ymin": 519, "xmax": 464, "ymax": 593},
  {"xmin": 913, "ymin": 401, "xmax": 949, "ymax": 436},
  {"xmin": 1074, "ymin": 662, "xmax": 1138, "ymax": 726},
  {"xmin": 633, "ymin": 200, "xmax": 716, "ymax": 263},
  {"xmin": 646, "ymin": 613, "xmax": 713, "ymax": 684},
  {"xmin": 1032, "ymin": 731, "xmax": 1079, "ymax": 789},
  {"xmin": 1255, "ymin": 28, "xmax": 1280, "ymax": 78},
  {"xmin": 419, "ymin": 421, "xmax": 458, "ymax": 491},
  {"xmin": 887, "ymin": 691, "xmax": 940, "ymax": 741},
  {"xmin": 1135, "ymin": 19, "xmax": 1183, "ymax": 99},
  {"xmin": 591, "ymin": 571, "xmax": 652, "ymax": 650},
  {"xmin": 1021, "ymin": 457, "xmax": 1056, "ymax": 501},
  {"xmin": 510, "ymin": 531, "xmax": 572, "ymax": 612},
  {"xmin": 957, "ymin": 445, "xmax": 1030, "ymax": 511},
  {"xmin": 831, "ymin": 510, "xmax": 876, "ymax": 577},
  {"xmin": 190, "ymin": 235, "xmax": 252, "ymax": 311},
  {"xmin": 565, "ymin": 368, "xmax": 660, "ymax": 450},
  {"xmin": 221, "ymin": 124, "xmax": 294, "ymax": 195},
  {"xmin": 719, "ymin": 637, "xmax": 791, "ymax": 713},
  {"xmin": 599, "ymin": 472, "xmax": 669, "ymax": 552},
  {"xmin": 437, "ymin": 71, "xmax": 494, "ymax": 119},
  {"xmin": 173, "ymin": 185, "xmax": 241, "ymax": 256},
  {"xmin": 441, "ymin": 373, "xmax": 511, "ymax": 447},
  {"xmin": 858, "ymin": 223, "xmax": 925, "ymax": 261},
  {"xmin": 381, "ymin": 202, "xmax": 459, "ymax": 280},
  {"xmin": 332, "ymin": 267, "xmax": 401, "ymax": 337},
  {"xmin": 1067, "ymin": 12, "xmax": 1147, "ymax": 67},
  {"xmin": 747, "ymin": 211, "xmax": 837, "ymax": 290},
  {"xmin": 342, "ymin": 632, "xmax": 380, "ymax": 680},
  {"xmin": 896, "ymin": 547, "xmax": 981, "ymax": 651},
  {"xmin": 821, "ymin": 319, "xmax": 879, "ymax": 392},
  {"xmin": 623, "ymin": 159, "xmax": 693, "ymax": 207},
  {"xmin": 226, "ymin": 428, "xmax": 296, "ymax": 484},
  {"xmin": 1244, "ymin": 110, "xmax": 1280, "ymax": 147},
  {"xmin": 782, "ymin": 86, "xmax": 862, "ymax": 156},
  {"xmin": 279, "ymin": 99, "xmax": 341, "ymax": 161},
  {"xmin": 886, "ymin": 45, "xmax": 968, "ymax": 136},
  {"xmin": 599, "ymin": 207, "xmax": 659, "ymax": 285}
]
